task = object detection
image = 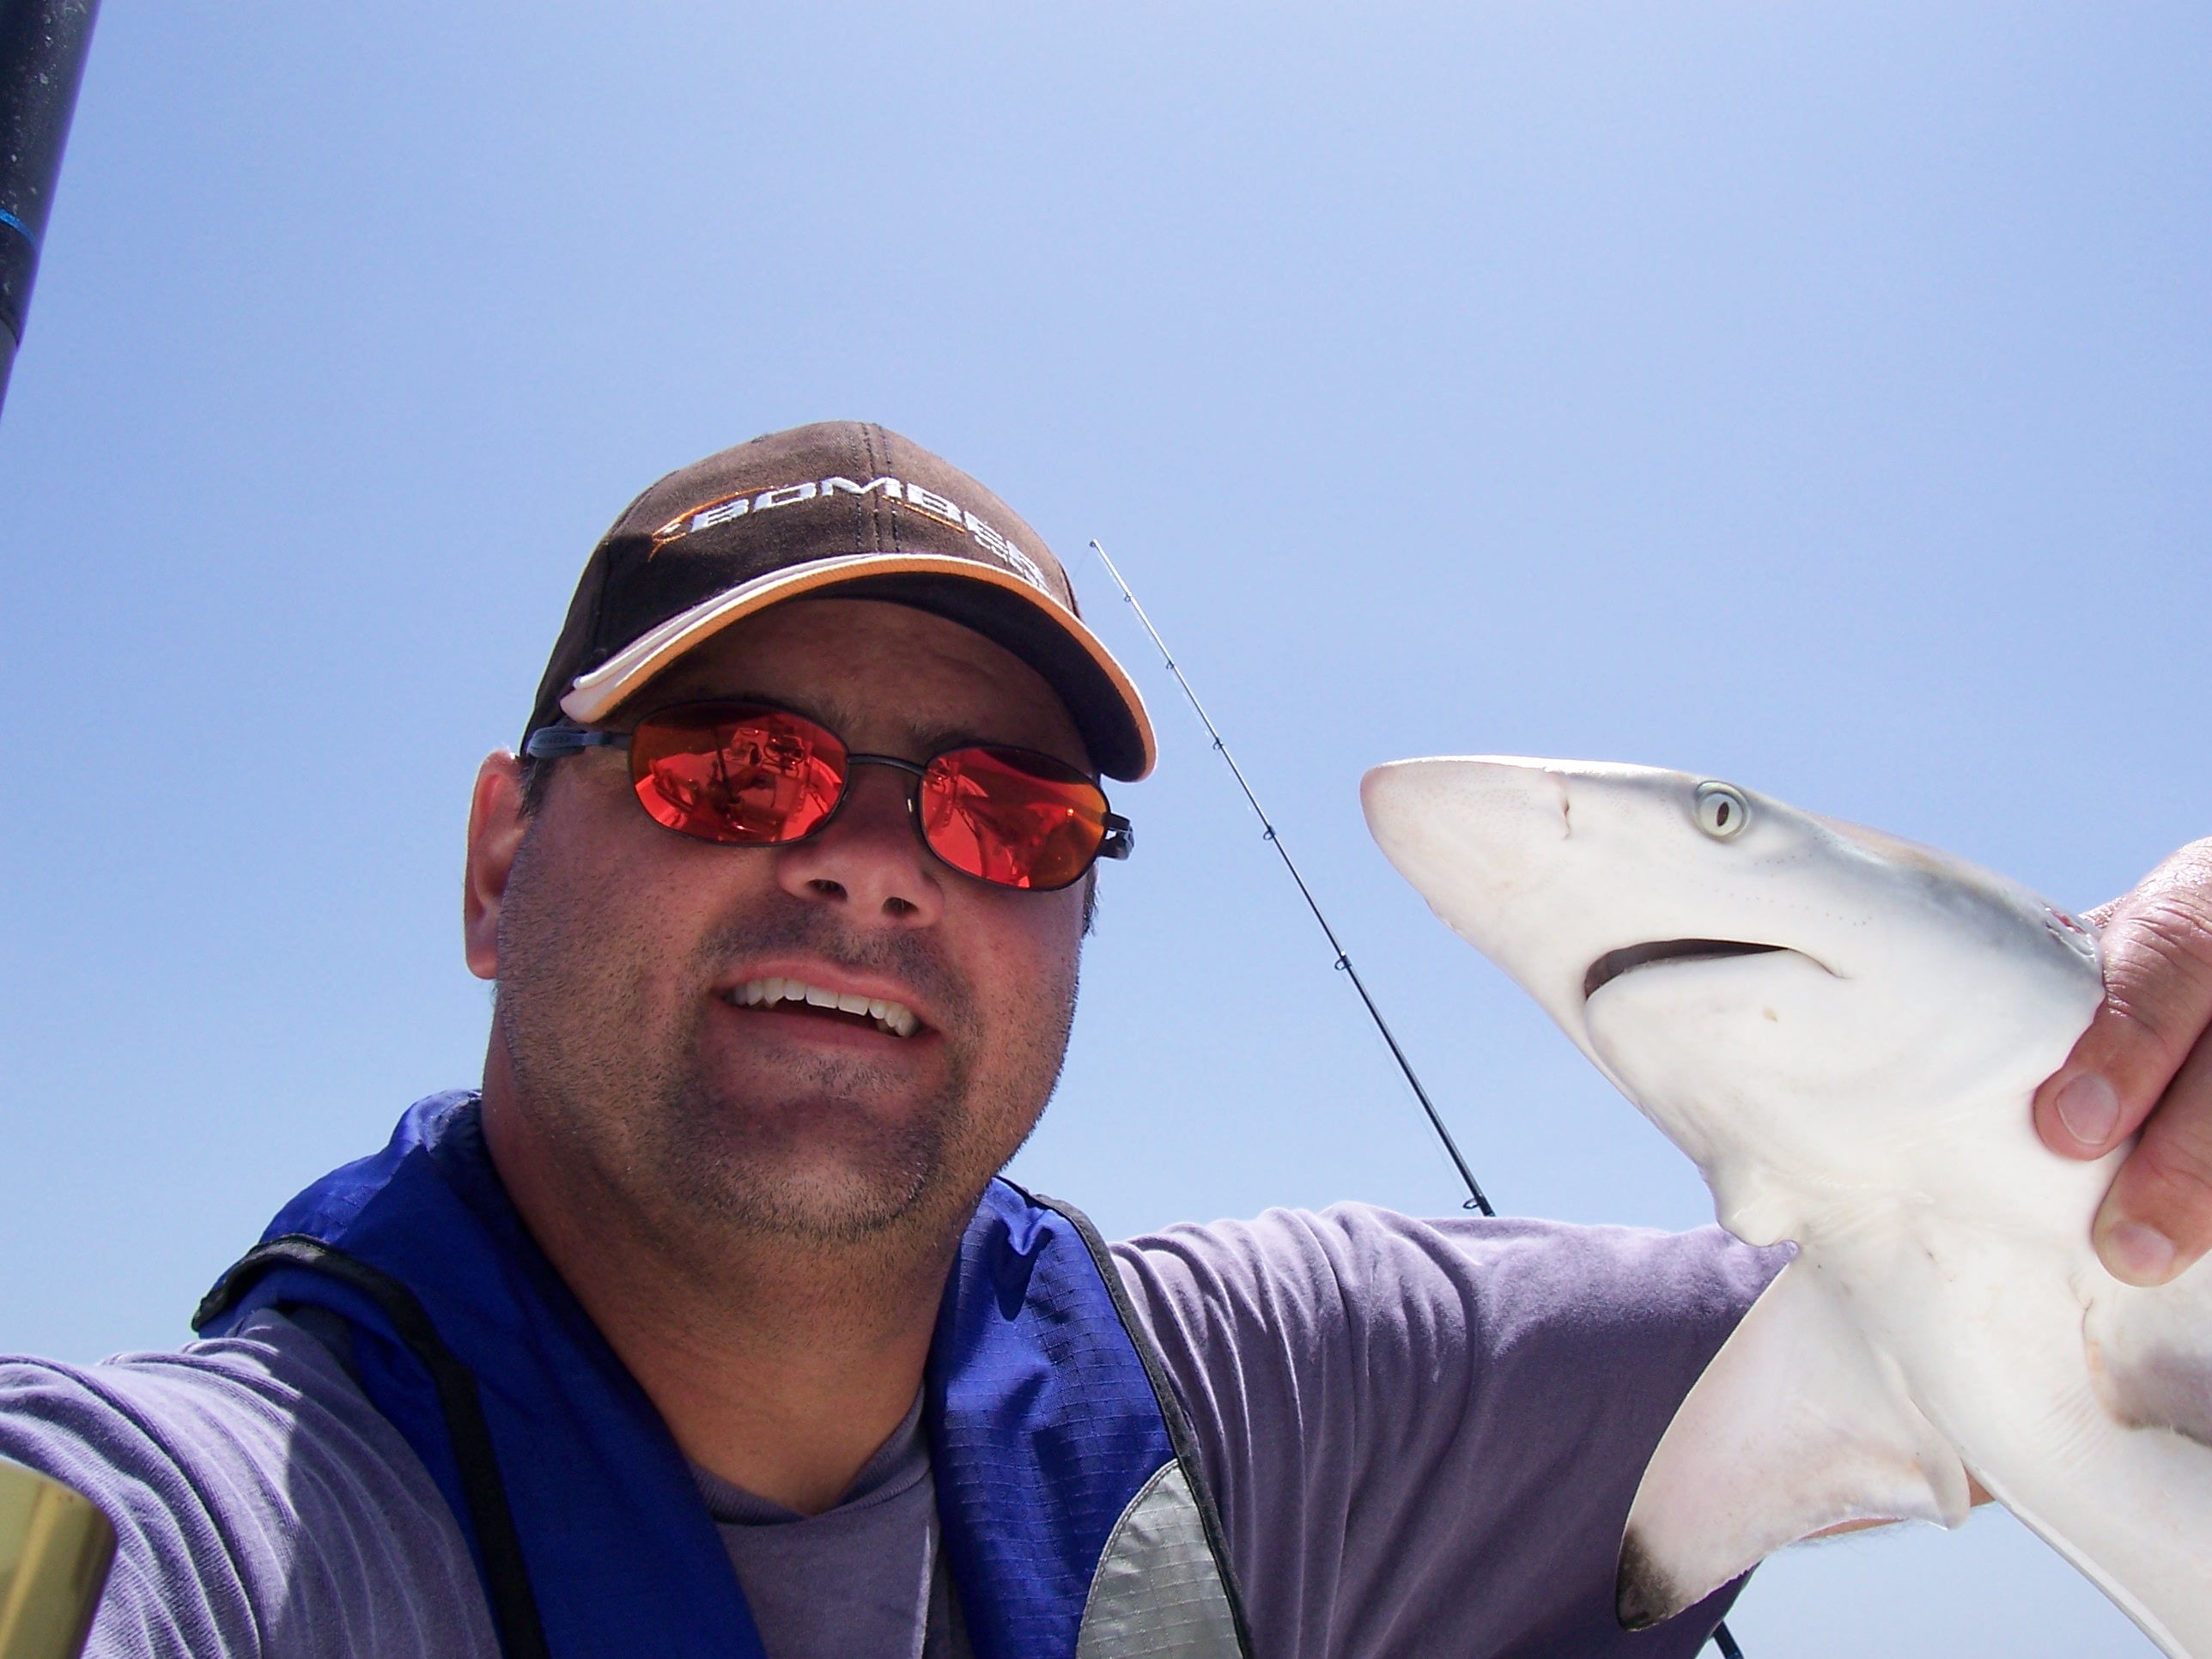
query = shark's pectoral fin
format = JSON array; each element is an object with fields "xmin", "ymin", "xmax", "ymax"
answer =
[{"xmin": 1617, "ymin": 1257, "xmax": 1972, "ymax": 1630}]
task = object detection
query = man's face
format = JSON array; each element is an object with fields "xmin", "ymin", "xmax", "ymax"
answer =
[{"xmin": 481, "ymin": 598, "xmax": 1092, "ymax": 1252}]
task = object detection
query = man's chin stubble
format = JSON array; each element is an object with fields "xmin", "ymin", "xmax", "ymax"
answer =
[{"xmin": 645, "ymin": 1087, "xmax": 959, "ymax": 1247}]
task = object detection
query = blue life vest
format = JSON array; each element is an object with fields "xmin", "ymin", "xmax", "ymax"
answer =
[{"xmin": 195, "ymin": 1092, "xmax": 1250, "ymax": 1659}]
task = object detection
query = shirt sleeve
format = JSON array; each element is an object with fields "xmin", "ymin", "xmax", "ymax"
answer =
[
  {"xmin": 1109, "ymin": 1207, "xmax": 1789, "ymax": 1659},
  {"xmin": 0, "ymin": 1310, "xmax": 497, "ymax": 1659}
]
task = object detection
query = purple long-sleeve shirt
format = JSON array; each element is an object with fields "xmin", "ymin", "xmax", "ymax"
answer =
[{"xmin": 0, "ymin": 1205, "xmax": 1784, "ymax": 1658}]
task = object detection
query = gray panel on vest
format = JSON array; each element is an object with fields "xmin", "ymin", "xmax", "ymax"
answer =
[{"xmin": 1075, "ymin": 1461, "xmax": 1242, "ymax": 1659}]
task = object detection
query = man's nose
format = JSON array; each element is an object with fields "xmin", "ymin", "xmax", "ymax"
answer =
[{"xmin": 773, "ymin": 764, "xmax": 945, "ymax": 924}]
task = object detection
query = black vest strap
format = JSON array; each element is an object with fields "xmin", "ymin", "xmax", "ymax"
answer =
[{"xmin": 197, "ymin": 1236, "xmax": 552, "ymax": 1659}]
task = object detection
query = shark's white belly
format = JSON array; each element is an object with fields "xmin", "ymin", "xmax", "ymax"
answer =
[
  {"xmin": 1842, "ymin": 1228, "xmax": 2212, "ymax": 1655},
  {"xmin": 1621, "ymin": 1199, "xmax": 2212, "ymax": 1656},
  {"xmin": 1595, "ymin": 979, "xmax": 2212, "ymax": 1659}
]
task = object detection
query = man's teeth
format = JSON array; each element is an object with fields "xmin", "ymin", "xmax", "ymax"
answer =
[{"xmin": 728, "ymin": 976, "xmax": 920, "ymax": 1037}]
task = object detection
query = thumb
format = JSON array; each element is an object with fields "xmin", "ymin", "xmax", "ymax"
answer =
[{"xmin": 2033, "ymin": 838, "xmax": 2212, "ymax": 1285}]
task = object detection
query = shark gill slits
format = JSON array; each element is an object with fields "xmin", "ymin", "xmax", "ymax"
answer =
[
  {"xmin": 1694, "ymin": 781, "xmax": 1751, "ymax": 839},
  {"xmin": 1583, "ymin": 939, "xmax": 1788, "ymax": 1000},
  {"xmin": 2042, "ymin": 905, "xmax": 2100, "ymax": 961}
]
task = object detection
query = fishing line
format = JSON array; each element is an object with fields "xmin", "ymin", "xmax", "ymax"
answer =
[
  {"xmin": 1088, "ymin": 540, "xmax": 1749, "ymax": 1659},
  {"xmin": 1088, "ymin": 539, "xmax": 1494, "ymax": 1218}
]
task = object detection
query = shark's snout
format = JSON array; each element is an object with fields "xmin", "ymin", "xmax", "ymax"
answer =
[
  {"xmin": 1363, "ymin": 757, "xmax": 1620, "ymax": 1037},
  {"xmin": 1360, "ymin": 758, "xmax": 1571, "ymax": 902},
  {"xmin": 1361, "ymin": 757, "xmax": 1571, "ymax": 835}
]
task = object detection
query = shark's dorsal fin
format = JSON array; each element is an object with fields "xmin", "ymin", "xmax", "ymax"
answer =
[{"xmin": 1617, "ymin": 1257, "xmax": 1975, "ymax": 1629}]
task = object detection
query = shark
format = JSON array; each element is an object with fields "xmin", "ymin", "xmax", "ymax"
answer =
[{"xmin": 1359, "ymin": 757, "xmax": 2212, "ymax": 1658}]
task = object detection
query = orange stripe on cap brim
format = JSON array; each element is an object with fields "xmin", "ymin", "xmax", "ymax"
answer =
[{"xmin": 558, "ymin": 552, "xmax": 1158, "ymax": 781}]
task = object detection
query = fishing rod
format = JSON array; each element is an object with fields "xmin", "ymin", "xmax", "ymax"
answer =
[
  {"xmin": 1088, "ymin": 538, "xmax": 1493, "ymax": 1218},
  {"xmin": 0, "ymin": 0, "xmax": 101, "ymax": 416},
  {"xmin": 1088, "ymin": 541, "xmax": 1751, "ymax": 1659}
]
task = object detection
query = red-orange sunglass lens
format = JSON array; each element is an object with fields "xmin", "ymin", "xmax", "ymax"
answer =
[
  {"xmin": 920, "ymin": 746, "xmax": 1109, "ymax": 891},
  {"xmin": 629, "ymin": 705, "xmax": 848, "ymax": 845}
]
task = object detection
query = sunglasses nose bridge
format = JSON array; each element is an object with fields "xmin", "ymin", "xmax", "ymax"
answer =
[
  {"xmin": 838, "ymin": 753, "xmax": 931, "ymax": 821},
  {"xmin": 842, "ymin": 752, "xmax": 931, "ymax": 785},
  {"xmin": 769, "ymin": 753, "xmax": 948, "ymax": 923}
]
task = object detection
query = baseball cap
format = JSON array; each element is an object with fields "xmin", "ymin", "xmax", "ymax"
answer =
[{"xmin": 526, "ymin": 422, "xmax": 1156, "ymax": 781}]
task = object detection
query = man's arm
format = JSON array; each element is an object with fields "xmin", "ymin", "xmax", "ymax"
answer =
[
  {"xmin": 1110, "ymin": 1208, "xmax": 1788, "ymax": 1659},
  {"xmin": 0, "ymin": 1310, "xmax": 497, "ymax": 1659},
  {"xmin": 2034, "ymin": 839, "xmax": 2212, "ymax": 1286}
]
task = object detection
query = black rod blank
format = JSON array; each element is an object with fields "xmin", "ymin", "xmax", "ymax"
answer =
[{"xmin": 0, "ymin": 0, "xmax": 100, "ymax": 414}]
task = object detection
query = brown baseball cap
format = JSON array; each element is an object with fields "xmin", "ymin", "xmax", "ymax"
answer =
[{"xmin": 526, "ymin": 422, "xmax": 1157, "ymax": 781}]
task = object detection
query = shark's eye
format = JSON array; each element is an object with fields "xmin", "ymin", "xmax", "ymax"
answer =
[{"xmin": 1694, "ymin": 781, "xmax": 1750, "ymax": 839}]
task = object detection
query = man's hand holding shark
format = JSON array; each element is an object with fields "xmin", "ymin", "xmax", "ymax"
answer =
[{"xmin": 2037, "ymin": 838, "xmax": 2212, "ymax": 1288}]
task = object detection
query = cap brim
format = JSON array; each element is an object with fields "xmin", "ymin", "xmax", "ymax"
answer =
[{"xmin": 558, "ymin": 553, "xmax": 1158, "ymax": 781}]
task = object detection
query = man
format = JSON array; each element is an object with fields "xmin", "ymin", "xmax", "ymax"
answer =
[{"xmin": 3, "ymin": 422, "xmax": 2209, "ymax": 1659}]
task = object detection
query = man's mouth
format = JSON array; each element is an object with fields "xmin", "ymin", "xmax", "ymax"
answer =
[{"xmin": 725, "ymin": 976, "xmax": 922, "ymax": 1038}]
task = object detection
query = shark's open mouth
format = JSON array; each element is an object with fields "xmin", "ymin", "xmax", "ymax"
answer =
[{"xmin": 1583, "ymin": 939, "xmax": 1788, "ymax": 1000}]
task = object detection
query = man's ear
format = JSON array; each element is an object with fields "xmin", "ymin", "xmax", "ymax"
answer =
[{"xmin": 465, "ymin": 752, "xmax": 529, "ymax": 981}]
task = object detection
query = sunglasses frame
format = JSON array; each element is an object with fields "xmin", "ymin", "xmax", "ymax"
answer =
[{"xmin": 524, "ymin": 702, "xmax": 1133, "ymax": 890}]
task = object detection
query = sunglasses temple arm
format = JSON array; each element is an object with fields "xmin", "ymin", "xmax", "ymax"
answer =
[{"xmin": 522, "ymin": 727, "xmax": 630, "ymax": 758}]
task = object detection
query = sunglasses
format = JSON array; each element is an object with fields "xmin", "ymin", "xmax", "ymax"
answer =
[{"xmin": 524, "ymin": 701, "xmax": 1133, "ymax": 892}]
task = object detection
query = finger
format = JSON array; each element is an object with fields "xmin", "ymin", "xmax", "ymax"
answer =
[
  {"xmin": 2092, "ymin": 1029, "xmax": 2212, "ymax": 1285},
  {"xmin": 2033, "ymin": 838, "xmax": 2212, "ymax": 1161}
]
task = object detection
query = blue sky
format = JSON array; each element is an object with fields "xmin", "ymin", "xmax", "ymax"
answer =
[{"xmin": 3, "ymin": 5, "xmax": 2206, "ymax": 1653}]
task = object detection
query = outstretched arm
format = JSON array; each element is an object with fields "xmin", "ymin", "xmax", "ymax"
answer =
[{"xmin": 2034, "ymin": 839, "xmax": 2212, "ymax": 1286}]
